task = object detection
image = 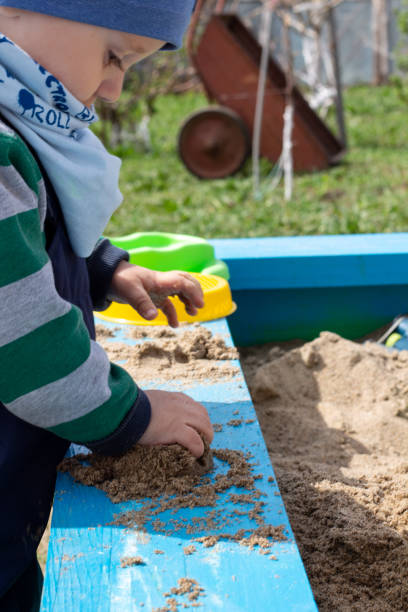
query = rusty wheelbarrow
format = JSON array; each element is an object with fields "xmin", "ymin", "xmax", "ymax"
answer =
[{"xmin": 178, "ymin": 12, "xmax": 344, "ymax": 179}]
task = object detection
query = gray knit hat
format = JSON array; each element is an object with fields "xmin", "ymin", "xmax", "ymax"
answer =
[{"xmin": 0, "ymin": 0, "xmax": 196, "ymax": 49}]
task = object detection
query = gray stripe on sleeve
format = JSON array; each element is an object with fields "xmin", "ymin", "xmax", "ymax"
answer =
[
  {"xmin": 0, "ymin": 165, "xmax": 38, "ymax": 220},
  {"xmin": 0, "ymin": 261, "xmax": 71, "ymax": 347},
  {"xmin": 6, "ymin": 340, "xmax": 112, "ymax": 427}
]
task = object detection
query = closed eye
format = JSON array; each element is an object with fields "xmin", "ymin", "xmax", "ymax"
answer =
[{"xmin": 107, "ymin": 50, "xmax": 124, "ymax": 72}]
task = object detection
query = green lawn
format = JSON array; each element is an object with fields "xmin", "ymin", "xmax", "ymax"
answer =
[{"xmin": 104, "ymin": 85, "xmax": 408, "ymax": 239}]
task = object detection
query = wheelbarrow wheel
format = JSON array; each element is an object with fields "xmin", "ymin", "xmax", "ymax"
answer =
[{"xmin": 178, "ymin": 106, "xmax": 250, "ymax": 179}]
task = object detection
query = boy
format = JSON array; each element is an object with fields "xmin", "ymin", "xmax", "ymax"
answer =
[{"xmin": 0, "ymin": 2, "xmax": 213, "ymax": 610}]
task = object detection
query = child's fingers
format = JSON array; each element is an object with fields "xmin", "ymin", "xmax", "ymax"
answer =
[
  {"xmin": 177, "ymin": 425, "xmax": 205, "ymax": 458},
  {"xmin": 186, "ymin": 409, "xmax": 214, "ymax": 446},
  {"xmin": 180, "ymin": 274, "xmax": 204, "ymax": 308},
  {"xmin": 153, "ymin": 274, "xmax": 203, "ymax": 324},
  {"xmin": 170, "ymin": 393, "xmax": 214, "ymax": 452},
  {"xmin": 129, "ymin": 291, "xmax": 158, "ymax": 320},
  {"xmin": 177, "ymin": 293, "xmax": 199, "ymax": 316},
  {"xmin": 166, "ymin": 272, "xmax": 204, "ymax": 308},
  {"xmin": 159, "ymin": 298, "xmax": 179, "ymax": 328},
  {"xmin": 141, "ymin": 390, "xmax": 214, "ymax": 456},
  {"xmin": 174, "ymin": 274, "xmax": 204, "ymax": 316}
]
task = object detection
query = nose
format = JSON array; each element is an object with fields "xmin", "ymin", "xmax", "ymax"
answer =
[{"xmin": 97, "ymin": 72, "xmax": 126, "ymax": 103}]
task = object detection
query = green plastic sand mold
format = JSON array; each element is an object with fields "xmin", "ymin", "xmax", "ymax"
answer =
[{"xmin": 107, "ymin": 231, "xmax": 229, "ymax": 279}]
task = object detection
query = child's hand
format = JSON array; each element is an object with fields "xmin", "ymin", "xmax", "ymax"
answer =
[
  {"xmin": 110, "ymin": 262, "xmax": 204, "ymax": 327},
  {"xmin": 139, "ymin": 390, "xmax": 214, "ymax": 457}
]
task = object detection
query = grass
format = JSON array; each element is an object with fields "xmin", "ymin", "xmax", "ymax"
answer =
[{"xmin": 104, "ymin": 84, "xmax": 408, "ymax": 240}]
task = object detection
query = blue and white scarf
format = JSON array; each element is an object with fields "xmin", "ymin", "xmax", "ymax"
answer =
[{"xmin": 0, "ymin": 34, "xmax": 122, "ymax": 257}]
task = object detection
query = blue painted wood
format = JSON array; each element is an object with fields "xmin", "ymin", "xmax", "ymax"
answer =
[
  {"xmin": 210, "ymin": 233, "xmax": 408, "ymax": 289},
  {"xmin": 41, "ymin": 318, "xmax": 317, "ymax": 612},
  {"xmin": 209, "ymin": 235, "xmax": 408, "ymax": 345},
  {"xmin": 227, "ymin": 284, "xmax": 408, "ymax": 345}
]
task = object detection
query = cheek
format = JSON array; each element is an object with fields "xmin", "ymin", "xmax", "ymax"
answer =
[
  {"xmin": 36, "ymin": 35, "xmax": 102, "ymax": 104},
  {"xmin": 60, "ymin": 64, "xmax": 101, "ymax": 104}
]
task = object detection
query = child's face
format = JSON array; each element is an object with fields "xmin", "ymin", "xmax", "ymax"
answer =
[{"xmin": 0, "ymin": 9, "xmax": 164, "ymax": 107}]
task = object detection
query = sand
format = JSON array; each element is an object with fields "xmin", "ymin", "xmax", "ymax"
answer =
[
  {"xmin": 59, "ymin": 439, "xmax": 286, "ymax": 553},
  {"xmin": 61, "ymin": 323, "xmax": 408, "ymax": 610},
  {"xmin": 154, "ymin": 578, "xmax": 206, "ymax": 612},
  {"xmin": 240, "ymin": 331, "xmax": 408, "ymax": 612},
  {"xmin": 96, "ymin": 323, "xmax": 239, "ymax": 383}
]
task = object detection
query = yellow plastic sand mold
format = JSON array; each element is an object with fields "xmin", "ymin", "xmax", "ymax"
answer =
[{"xmin": 95, "ymin": 273, "xmax": 237, "ymax": 326}]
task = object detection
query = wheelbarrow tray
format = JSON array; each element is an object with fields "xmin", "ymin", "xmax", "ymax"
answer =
[{"xmin": 193, "ymin": 14, "xmax": 344, "ymax": 172}]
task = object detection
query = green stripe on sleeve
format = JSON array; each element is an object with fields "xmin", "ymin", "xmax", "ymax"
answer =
[
  {"xmin": 0, "ymin": 209, "xmax": 47, "ymax": 287},
  {"xmin": 0, "ymin": 306, "xmax": 91, "ymax": 403},
  {"xmin": 48, "ymin": 363, "xmax": 139, "ymax": 443},
  {"xmin": 0, "ymin": 132, "xmax": 42, "ymax": 195}
]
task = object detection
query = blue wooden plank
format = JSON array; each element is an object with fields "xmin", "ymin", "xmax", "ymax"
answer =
[
  {"xmin": 211, "ymin": 233, "xmax": 408, "ymax": 257},
  {"xmin": 207, "ymin": 235, "xmax": 408, "ymax": 345},
  {"xmin": 227, "ymin": 284, "xmax": 408, "ymax": 345},
  {"xmin": 41, "ymin": 318, "xmax": 317, "ymax": 611},
  {"xmin": 210, "ymin": 233, "xmax": 408, "ymax": 289}
]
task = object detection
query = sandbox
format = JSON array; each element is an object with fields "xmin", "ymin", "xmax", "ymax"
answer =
[{"xmin": 41, "ymin": 233, "xmax": 408, "ymax": 611}]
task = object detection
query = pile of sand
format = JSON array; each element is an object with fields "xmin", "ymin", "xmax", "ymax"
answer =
[
  {"xmin": 59, "ymin": 438, "xmax": 215, "ymax": 503},
  {"xmin": 96, "ymin": 323, "xmax": 239, "ymax": 383},
  {"xmin": 240, "ymin": 331, "xmax": 408, "ymax": 611},
  {"xmin": 60, "ymin": 440, "xmax": 286, "ymax": 553}
]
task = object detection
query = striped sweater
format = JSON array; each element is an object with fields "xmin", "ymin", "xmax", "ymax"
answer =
[{"xmin": 0, "ymin": 120, "xmax": 150, "ymax": 451}]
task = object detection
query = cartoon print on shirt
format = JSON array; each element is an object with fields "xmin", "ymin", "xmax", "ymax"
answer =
[
  {"xmin": 45, "ymin": 75, "xmax": 69, "ymax": 112},
  {"xmin": 75, "ymin": 106, "xmax": 95, "ymax": 123},
  {"xmin": 18, "ymin": 88, "xmax": 70, "ymax": 129},
  {"xmin": 37, "ymin": 64, "xmax": 70, "ymax": 112},
  {"xmin": 18, "ymin": 89, "xmax": 44, "ymax": 121}
]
